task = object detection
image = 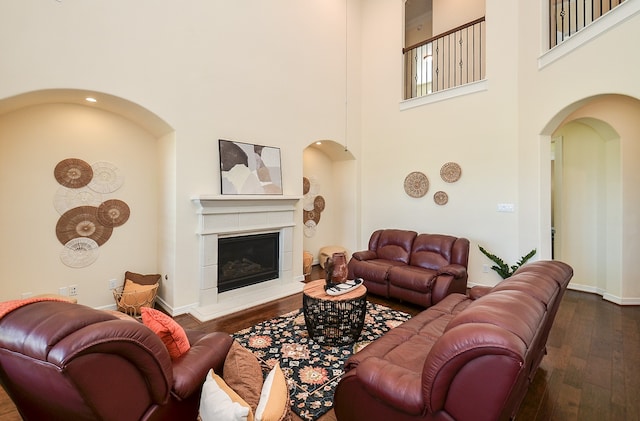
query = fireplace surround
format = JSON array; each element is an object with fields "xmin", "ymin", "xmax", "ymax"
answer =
[{"xmin": 191, "ymin": 195, "xmax": 302, "ymax": 321}]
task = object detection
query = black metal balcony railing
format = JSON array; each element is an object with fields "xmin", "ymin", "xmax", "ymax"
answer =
[
  {"xmin": 550, "ymin": 0, "xmax": 626, "ymax": 48},
  {"xmin": 403, "ymin": 17, "xmax": 486, "ymax": 100}
]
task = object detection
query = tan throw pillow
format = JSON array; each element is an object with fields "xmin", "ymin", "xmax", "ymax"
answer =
[
  {"xmin": 200, "ymin": 369, "xmax": 254, "ymax": 421},
  {"xmin": 118, "ymin": 279, "xmax": 157, "ymax": 315},
  {"xmin": 255, "ymin": 363, "xmax": 290, "ymax": 421},
  {"xmin": 224, "ymin": 341, "xmax": 264, "ymax": 413}
]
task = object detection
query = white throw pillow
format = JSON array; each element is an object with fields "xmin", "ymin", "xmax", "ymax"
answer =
[{"xmin": 199, "ymin": 369, "xmax": 251, "ymax": 421}]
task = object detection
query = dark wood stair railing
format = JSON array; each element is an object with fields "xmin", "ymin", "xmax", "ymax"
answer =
[{"xmin": 403, "ymin": 17, "xmax": 486, "ymax": 100}]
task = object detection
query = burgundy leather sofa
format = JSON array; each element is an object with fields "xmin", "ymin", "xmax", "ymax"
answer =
[
  {"xmin": 348, "ymin": 229, "xmax": 470, "ymax": 307},
  {"xmin": 335, "ymin": 260, "xmax": 573, "ymax": 421},
  {"xmin": 0, "ymin": 301, "xmax": 232, "ymax": 421}
]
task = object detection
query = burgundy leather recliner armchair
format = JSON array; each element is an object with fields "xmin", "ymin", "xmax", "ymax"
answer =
[{"xmin": 0, "ymin": 300, "xmax": 232, "ymax": 421}]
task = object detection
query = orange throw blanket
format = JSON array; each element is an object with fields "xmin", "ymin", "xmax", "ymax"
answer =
[{"xmin": 0, "ymin": 296, "xmax": 71, "ymax": 319}]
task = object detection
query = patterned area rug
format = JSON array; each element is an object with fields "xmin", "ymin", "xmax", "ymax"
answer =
[{"xmin": 232, "ymin": 302, "xmax": 411, "ymax": 420}]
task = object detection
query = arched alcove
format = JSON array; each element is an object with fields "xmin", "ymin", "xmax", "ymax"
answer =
[
  {"xmin": 302, "ymin": 140, "xmax": 356, "ymax": 267},
  {"xmin": 0, "ymin": 89, "xmax": 173, "ymax": 136},
  {"xmin": 0, "ymin": 89, "xmax": 176, "ymax": 308}
]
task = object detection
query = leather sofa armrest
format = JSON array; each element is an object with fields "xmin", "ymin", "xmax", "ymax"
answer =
[
  {"xmin": 172, "ymin": 332, "xmax": 233, "ymax": 399},
  {"xmin": 437, "ymin": 264, "xmax": 466, "ymax": 278},
  {"xmin": 356, "ymin": 357, "xmax": 424, "ymax": 416},
  {"xmin": 352, "ymin": 250, "xmax": 377, "ymax": 261}
]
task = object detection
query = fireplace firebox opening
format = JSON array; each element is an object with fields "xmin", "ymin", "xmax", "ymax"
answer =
[{"xmin": 218, "ymin": 232, "xmax": 279, "ymax": 293}]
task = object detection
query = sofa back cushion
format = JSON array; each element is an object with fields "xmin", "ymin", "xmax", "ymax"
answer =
[
  {"xmin": 409, "ymin": 234, "xmax": 469, "ymax": 270},
  {"xmin": 445, "ymin": 291, "xmax": 546, "ymax": 348},
  {"xmin": 369, "ymin": 229, "xmax": 417, "ymax": 264}
]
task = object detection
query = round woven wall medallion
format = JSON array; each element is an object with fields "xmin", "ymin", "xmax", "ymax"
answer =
[
  {"xmin": 314, "ymin": 195, "xmax": 326, "ymax": 212},
  {"xmin": 56, "ymin": 206, "xmax": 113, "ymax": 246},
  {"xmin": 303, "ymin": 209, "xmax": 321, "ymax": 225},
  {"xmin": 440, "ymin": 162, "xmax": 462, "ymax": 183},
  {"xmin": 434, "ymin": 191, "xmax": 449, "ymax": 205},
  {"xmin": 404, "ymin": 171, "xmax": 429, "ymax": 198},
  {"xmin": 304, "ymin": 220, "xmax": 317, "ymax": 238},
  {"xmin": 88, "ymin": 161, "xmax": 124, "ymax": 193},
  {"xmin": 54, "ymin": 158, "xmax": 93, "ymax": 188},
  {"xmin": 54, "ymin": 186, "xmax": 103, "ymax": 215},
  {"xmin": 303, "ymin": 177, "xmax": 310, "ymax": 195},
  {"xmin": 60, "ymin": 237, "xmax": 99, "ymax": 268},
  {"xmin": 97, "ymin": 199, "xmax": 130, "ymax": 227}
]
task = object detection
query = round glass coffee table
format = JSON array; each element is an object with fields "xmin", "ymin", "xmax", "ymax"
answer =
[{"xmin": 302, "ymin": 279, "xmax": 367, "ymax": 345}]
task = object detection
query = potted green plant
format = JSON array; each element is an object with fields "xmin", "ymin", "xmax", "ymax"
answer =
[{"xmin": 478, "ymin": 246, "xmax": 537, "ymax": 279}]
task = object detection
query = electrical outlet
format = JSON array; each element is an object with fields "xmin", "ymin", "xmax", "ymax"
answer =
[
  {"xmin": 21, "ymin": 292, "xmax": 32, "ymax": 299},
  {"xmin": 59, "ymin": 286, "xmax": 69, "ymax": 296},
  {"xmin": 108, "ymin": 279, "xmax": 118, "ymax": 290},
  {"xmin": 69, "ymin": 285, "xmax": 78, "ymax": 296},
  {"xmin": 497, "ymin": 203, "xmax": 515, "ymax": 212}
]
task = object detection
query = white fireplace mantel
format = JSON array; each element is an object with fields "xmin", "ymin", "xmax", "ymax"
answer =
[{"xmin": 190, "ymin": 195, "xmax": 303, "ymax": 321}]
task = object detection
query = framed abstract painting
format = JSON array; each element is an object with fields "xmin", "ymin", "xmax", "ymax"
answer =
[{"xmin": 219, "ymin": 139, "xmax": 283, "ymax": 195}]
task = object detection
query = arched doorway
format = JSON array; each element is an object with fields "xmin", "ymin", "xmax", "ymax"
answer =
[
  {"xmin": 544, "ymin": 94, "xmax": 640, "ymax": 303},
  {"xmin": 552, "ymin": 118, "xmax": 621, "ymax": 297},
  {"xmin": 302, "ymin": 140, "xmax": 356, "ymax": 267}
]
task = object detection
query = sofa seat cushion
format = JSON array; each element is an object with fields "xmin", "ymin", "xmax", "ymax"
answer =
[
  {"xmin": 349, "ymin": 259, "xmax": 405, "ymax": 285},
  {"xmin": 344, "ymin": 293, "xmax": 471, "ymax": 373},
  {"xmin": 387, "ymin": 266, "xmax": 438, "ymax": 293}
]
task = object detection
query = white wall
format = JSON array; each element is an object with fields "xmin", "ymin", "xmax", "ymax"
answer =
[
  {"xmin": 1, "ymin": 0, "xmax": 639, "ymax": 309},
  {"xmin": 433, "ymin": 0, "xmax": 485, "ymax": 34},
  {"xmin": 0, "ymin": 0, "xmax": 357, "ymax": 312},
  {"xmin": 359, "ymin": 0, "xmax": 519, "ymax": 286}
]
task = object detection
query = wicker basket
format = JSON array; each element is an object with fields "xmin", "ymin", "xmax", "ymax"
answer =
[{"xmin": 112, "ymin": 283, "xmax": 159, "ymax": 317}]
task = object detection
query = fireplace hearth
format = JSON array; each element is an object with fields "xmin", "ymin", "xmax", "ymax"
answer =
[{"xmin": 218, "ymin": 233, "xmax": 279, "ymax": 293}]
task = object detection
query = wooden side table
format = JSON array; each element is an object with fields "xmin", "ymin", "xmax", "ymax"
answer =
[{"xmin": 302, "ymin": 279, "xmax": 367, "ymax": 345}]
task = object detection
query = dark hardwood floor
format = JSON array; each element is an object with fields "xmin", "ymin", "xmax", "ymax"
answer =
[{"xmin": 1, "ymin": 266, "xmax": 639, "ymax": 420}]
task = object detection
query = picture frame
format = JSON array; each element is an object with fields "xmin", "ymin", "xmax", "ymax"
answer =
[{"xmin": 219, "ymin": 139, "xmax": 283, "ymax": 195}]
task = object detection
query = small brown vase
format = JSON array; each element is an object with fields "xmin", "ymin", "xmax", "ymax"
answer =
[{"xmin": 330, "ymin": 252, "xmax": 348, "ymax": 283}]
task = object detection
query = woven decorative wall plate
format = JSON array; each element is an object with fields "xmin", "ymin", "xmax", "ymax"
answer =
[
  {"xmin": 97, "ymin": 199, "xmax": 130, "ymax": 227},
  {"xmin": 56, "ymin": 206, "xmax": 113, "ymax": 246},
  {"xmin": 434, "ymin": 191, "xmax": 449, "ymax": 205},
  {"xmin": 54, "ymin": 158, "xmax": 93, "ymax": 188},
  {"xmin": 314, "ymin": 195, "xmax": 325, "ymax": 212},
  {"xmin": 54, "ymin": 186, "xmax": 103, "ymax": 214},
  {"xmin": 60, "ymin": 237, "xmax": 99, "ymax": 268},
  {"xmin": 303, "ymin": 177, "xmax": 310, "ymax": 195},
  {"xmin": 404, "ymin": 171, "xmax": 429, "ymax": 198},
  {"xmin": 304, "ymin": 219, "xmax": 317, "ymax": 238},
  {"xmin": 440, "ymin": 162, "xmax": 462, "ymax": 183},
  {"xmin": 88, "ymin": 161, "xmax": 124, "ymax": 193}
]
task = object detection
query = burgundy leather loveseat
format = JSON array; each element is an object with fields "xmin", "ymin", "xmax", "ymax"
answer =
[
  {"xmin": 0, "ymin": 300, "xmax": 232, "ymax": 421},
  {"xmin": 348, "ymin": 229, "xmax": 470, "ymax": 307},
  {"xmin": 335, "ymin": 260, "xmax": 573, "ymax": 421}
]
